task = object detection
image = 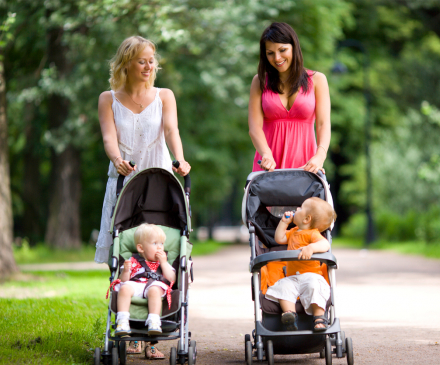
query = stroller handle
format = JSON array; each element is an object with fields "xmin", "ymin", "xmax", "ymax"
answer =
[
  {"xmin": 172, "ymin": 160, "xmax": 191, "ymax": 192},
  {"xmin": 116, "ymin": 160, "xmax": 136, "ymax": 198},
  {"xmin": 258, "ymin": 160, "xmax": 327, "ymax": 181}
]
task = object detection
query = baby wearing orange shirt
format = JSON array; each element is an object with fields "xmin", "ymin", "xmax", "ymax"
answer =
[{"xmin": 265, "ymin": 197, "xmax": 336, "ymax": 331}]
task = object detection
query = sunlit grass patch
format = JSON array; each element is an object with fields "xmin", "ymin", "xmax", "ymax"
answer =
[{"xmin": 0, "ymin": 271, "xmax": 109, "ymax": 364}]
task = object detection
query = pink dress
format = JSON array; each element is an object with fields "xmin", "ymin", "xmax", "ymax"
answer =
[{"xmin": 252, "ymin": 70, "xmax": 317, "ymax": 172}]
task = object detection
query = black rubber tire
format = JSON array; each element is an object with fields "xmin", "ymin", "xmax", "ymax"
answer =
[
  {"xmin": 169, "ymin": 347, "xmax": 177, "ymax": 365},
  {"xmin": 244, "ymin": 334, "xmax": 251, "ymax": 363},
  {"xmin": 341, "ymin": 331, "xmax": 346, "ymax": 356},
  {"xmin": 188, "ymin": 345, "xmax": 195, "ymax": 365},
  {"xmin": 346, "ymin": 337, "xmax": 354, "ymax": 365},
  {"xmin": 94, "ymin": 347, "xmax": 101, "ymax": 365},
  {"xmin": 119, "ymin": 341, "xmax": 126, "ymax": 365},
  {"xmin": 266, "ymin": 340, "xmax": 274, "ymax": 365},
  {"xmin": 245, "ymin": 340, "xmax": 253, "ymax": 365},
  {"xmin": 191, "ymin": 340, "xmax": 197, "ymax": 361},
  {"xmin": 111, "ymin": 346, "xmax": 119, "ymax": 365},
  {"xmin": 325, "ymin": 336, "xmax": 332, "ymax": 365},
  {"xmin": 319, "ymin": 348, "xmax": 325, "ymax": 358}
]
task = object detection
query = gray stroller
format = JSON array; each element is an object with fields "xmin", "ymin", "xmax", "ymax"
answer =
[
  {"xmin": 242, "ymin": 168, "xmax": 354, "ymax": 365},
  {"xmin": 94, "ymin": 162, "xmax": 196, "ymax": 365}
]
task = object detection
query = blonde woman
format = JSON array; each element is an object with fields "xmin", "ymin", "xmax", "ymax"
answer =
[{"xmin": 94, "ymin": 36, "xmax": 190, "ymax": 358}]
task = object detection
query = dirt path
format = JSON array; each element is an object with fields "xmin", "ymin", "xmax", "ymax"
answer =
[{"xmin": 126, "ymin": 245, "xmax": 440, "ymax": 365}]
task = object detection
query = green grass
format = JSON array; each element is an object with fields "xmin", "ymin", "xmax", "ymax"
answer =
[
  {"xmin": 333, "ymin": 237, "xmax": 440, "ymax": 259},
  {"xmin": 2, "ymin": 239, "xmax": 232, "ymax": 364},
  {"xmin": 14, "ymin": 239, "xmax": 231, "ymax": 265},
  {"xmin": 0, "ymin": 271, "xmax": 109, "ymax": 364}
]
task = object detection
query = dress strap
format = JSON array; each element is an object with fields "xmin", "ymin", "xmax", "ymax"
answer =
[
  {"xmin": 155, "ymin": 87, "xmax": 161, "ymax": 99},
  {"xmin": 110, "ymin": 90, "xmax": 116, "ymax": 102}
]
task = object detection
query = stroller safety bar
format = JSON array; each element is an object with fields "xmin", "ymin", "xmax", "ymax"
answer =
[{"xmin": 250, "ymin": 250, "xmax": 337, "ymax": 273}]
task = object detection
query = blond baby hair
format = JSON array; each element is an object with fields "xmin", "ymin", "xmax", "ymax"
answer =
[
  {"xmin": 306, "ymin": 197, "xmax": 337, "ymax": 232},
  {"xmin": 134, "ymin": 223, "xmax": 166, "ymax": 245}
]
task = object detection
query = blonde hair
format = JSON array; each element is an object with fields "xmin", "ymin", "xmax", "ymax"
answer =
[
  {"xmin": 306, "ymin": 197, "xmax": 337, "ymax": 232},
  {"xmin": 134, "ymin": 224, "xmax": 166, "ymax": 245},
  {"xmin": 109, "ymin": 36, "xmax": 160, "ymax": 90}
]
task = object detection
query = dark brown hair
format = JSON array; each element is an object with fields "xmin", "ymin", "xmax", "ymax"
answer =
[{"xmin": 258, "ymin": 22, "xmax": 311, "ymax": 96}]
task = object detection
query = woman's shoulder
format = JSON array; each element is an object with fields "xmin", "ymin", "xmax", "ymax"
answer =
[
  {"xmin": 310, "ymin": 71, "xmax": 328, "ymax": 84},
  {"xmin": 158, "ymin": 87, "xmax": 175, "ymax": 102},
  {"xmin": 250, "ymin": 74, "xmax": 263, "ymax": 95},
  {"xmin": 99, "ymin": 90, "xmax": 113, "ymax": 102}
]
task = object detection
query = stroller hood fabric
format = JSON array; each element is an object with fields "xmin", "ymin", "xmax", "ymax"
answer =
[
  {"xmin": 245, "ymin": 170, "xmax": 326, "ymax": 248},
  {"xmin": 111, "ymin": 168, "xmax": 189, "ymax": 233}
]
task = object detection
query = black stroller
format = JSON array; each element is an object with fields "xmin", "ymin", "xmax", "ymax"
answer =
[
  {"xmin": 94, "ymin": 162, "xmax": 196, "ymax": 365},
  {"xmin": 242, "ymin": 168, "xmax": 354, "ymax": 365}
]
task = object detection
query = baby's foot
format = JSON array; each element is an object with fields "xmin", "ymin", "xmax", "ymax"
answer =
[
  {"xmin": 147, "ymin": 318, "xmax": 162, "ymax": 335},
  {"xmin": 115, "ymin": 320, "xmax": 132, "ymax": 335},
  {"xmin": 281, "ymin": 311, "xmax": 298, "ymax": 331}
]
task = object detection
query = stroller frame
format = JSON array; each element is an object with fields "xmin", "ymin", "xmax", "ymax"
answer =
[
  {"xmin": 95, "ymin": 166, "xmax": 196, "ymax": 365},
  {"xmin": 242, "ymin": 168, "xmax": 354, "ymax": 365}
]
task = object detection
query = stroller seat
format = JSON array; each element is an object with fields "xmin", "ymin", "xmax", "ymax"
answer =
[{"xmin": 109, "ymin": 225, "xmax": 188, "ymax": 322}]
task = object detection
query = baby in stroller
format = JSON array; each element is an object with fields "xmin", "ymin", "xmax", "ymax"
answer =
[
  {"xmin": 265, "ymin": 197, "xmax": 336, "ymax": 332},
  {"xmin": 114, "ymin": 223, "xmax": 176, "ymax": 336}
]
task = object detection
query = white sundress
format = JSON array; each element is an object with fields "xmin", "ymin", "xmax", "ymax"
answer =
[{"xmin": 94, "ymin": 88, "xmax": 173, "ymax": 264}]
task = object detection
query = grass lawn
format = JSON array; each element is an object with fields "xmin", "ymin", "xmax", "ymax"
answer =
[
  {"xmin": 14, "ymin": 239, "xmax": 232, "ymax": 265},
  {"xmin": 0, "ymin": 271, "xmax": 109, "ymax": 364},
  {"xmin": 333, "ymin": 237, "xmax": 440, "ymax": 259}
]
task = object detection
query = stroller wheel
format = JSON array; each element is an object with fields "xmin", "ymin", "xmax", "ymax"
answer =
[
  {"xmin": 94, "ymin": 347, "xmax": 101, "ymax": 365},
  {"xmin": 325, "ymin": 336, "xmax": 332, "ymax": 365},
  {"xmin": 346, "ymin": 337, "xmax": 354, "ymax": 365},
  {"xmin": 266, "ymin": 340, "xmax": 274, "ymax": 365},
  {"xmin": 188, "ymin": 341, "xmax": 197, "ymax": 365},
  {"xmin": 245, "ymin": 340, "xmax": 253, "ymax": 365},
  {"xmin": 169, "ymin": 347, "xmax": 177, "ymax": 365},
  {"xmin": 111, "ymin": 346, "xmax": 119, "ymax": 365},
  {"xmin": 119, "ymin": 341, "xmax": 127, "ymax": 365}
]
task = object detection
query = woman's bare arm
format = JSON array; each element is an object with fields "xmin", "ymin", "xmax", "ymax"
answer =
[
  {"xmin": 160, "ymin": 89, "xmax": 191, "ymax": 176},
  {"xmin": 302, "ymin": 72, "xmax": 331, "ymax": 173},
  {"xmin": 248, "ymin": 75, "xmax": 276, "ymax": 171},
  {"xmin": 98, "ymin": 91, "xmax": 135, "ymax": 176}
]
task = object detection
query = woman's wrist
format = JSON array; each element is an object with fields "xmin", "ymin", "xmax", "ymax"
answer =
[{"xmin": 113, "ymin": 156, "xmax": 122, "ymax": 166}]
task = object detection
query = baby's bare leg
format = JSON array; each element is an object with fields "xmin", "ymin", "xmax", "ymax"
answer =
[
  {"xmin": 279, "ymin": 299, "xmax": 296, "ymax": 313},
  {"xmin": 310, "ymin": 303, "xmax": 326, "ymax": 328},
  {"xmin": 117, "ymin": 284, "xmax": 135, "ymax": 312},
  {"xmin": 147, "ymin": 286, "xmax": 165, "ymax": 314}
]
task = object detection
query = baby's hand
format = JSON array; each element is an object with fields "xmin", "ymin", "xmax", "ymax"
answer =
[
  {"xmin": 281, "ymin": 211, "xmax": 294, "ymax": 224},
  {"xmin": 155, "ymin": 249, "xmax": 167, "ymax": 264},
  {"xmin": 298, "ymin": 246, "xmax": 314, "ymax": 260},
  {"xmin": 123, "ymin": 260, "xmax": 132, "ymax": 273}
]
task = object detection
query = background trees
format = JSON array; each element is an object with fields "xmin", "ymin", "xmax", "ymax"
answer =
[{"xmin": 1, "ymin": 0, "xmax": 440, "ymax": 275}]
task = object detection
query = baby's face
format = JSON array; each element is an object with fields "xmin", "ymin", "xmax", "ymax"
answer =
[
  {"xmin": 137, "ymin": 233, "xmax": 164, "ymax": 261},
  {"xmin": 293, "ymin": 200, "xmax": 313, "ymax": 228}
]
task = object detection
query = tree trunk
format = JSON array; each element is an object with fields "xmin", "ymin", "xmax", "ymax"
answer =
[
  {"xmin": 0, "ymin": 58, "xmax": 18, "ymax": 277},
  {"xmin": 44, "ymin": 25, "xmax": 82, "ymax": 249},
  {"xmin": 22, "ymin": 103, "xmax": 43, "ymax": 243}
]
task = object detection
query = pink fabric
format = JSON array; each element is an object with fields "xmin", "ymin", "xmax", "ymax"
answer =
[{"xmin": 252, "ymin": 70, "xmax": 317, "ymax": 172}]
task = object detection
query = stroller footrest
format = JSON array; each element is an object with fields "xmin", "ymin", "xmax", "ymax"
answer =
[{"xmin": 256, "ymin": 317, "xmax": 341, "ymax": 336}]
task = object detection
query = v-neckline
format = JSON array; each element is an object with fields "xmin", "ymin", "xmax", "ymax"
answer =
[
  {"xmin": 277, "ymin": 90, "xmax": 300, "ymax": 113},
  {"xmin": 113, "ymin": 89, "xmax": 157, "ymax": 115}
]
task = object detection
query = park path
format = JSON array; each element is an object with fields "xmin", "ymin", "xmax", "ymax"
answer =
[
  {"xmin": 18, "ymin": 244, "xmax": 440, "ymax": 364},
  {"xmin": 132, "ymin": 244, "xmax": 440, "ymax": 365}
]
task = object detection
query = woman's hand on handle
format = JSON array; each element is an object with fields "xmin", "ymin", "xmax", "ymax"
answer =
[
  {"xmin": 115, "ymin": 159, "xmax": 136, "ymax": 176},
  {"xmin": 301, "ymin": 149, "xmax": 326, "ymax": 174},
  {"xmin": 259, "ymin": 154, "xmax": 276, "ymax": 172},
  {"xmin": 172, "ymin": 160, "xmax": 191, "ymax": 176}
]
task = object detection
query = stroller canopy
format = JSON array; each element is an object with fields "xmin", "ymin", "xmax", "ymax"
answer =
[
  {"xmin": 245, "ymin": 169, "xmax": 326, "ymax": 248},
  {"xmin": 110, "ymin": 168, "xmax": 190, "ymax": 233}
]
